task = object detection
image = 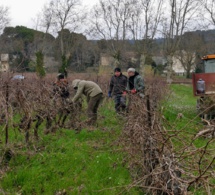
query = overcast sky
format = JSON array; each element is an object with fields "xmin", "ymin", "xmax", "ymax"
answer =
[{"xmin": 1, "ymin": 0, "xmax": 99, "ymax": 29}]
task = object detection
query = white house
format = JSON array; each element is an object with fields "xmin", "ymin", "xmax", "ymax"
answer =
[
  {"xmin": 172, "ymin": 51, "xmax": 196, "ymax": 76},
  {"xmin": 152, "ymin": 51, "xmax": 195, "ymax": 76}
]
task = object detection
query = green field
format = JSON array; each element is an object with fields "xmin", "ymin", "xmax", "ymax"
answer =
[
  {"xmin": 0, "ymin": 99, "xmax": 142, "ymax": 195},
  {"xmin": 163, "ymin": 84, "xmax": 215, "ymax": 194},
  {"xmin": 0, "ymin": 84, "xmax": 214, "ymax": 194}
]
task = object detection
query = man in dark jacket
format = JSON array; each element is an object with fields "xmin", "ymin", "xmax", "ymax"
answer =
[{"xmin": 108, "ymin": 67, "xmax": 127, "ymax": 113}]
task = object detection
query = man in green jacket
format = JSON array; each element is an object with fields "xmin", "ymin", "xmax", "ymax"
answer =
[
  {"xmin": 72, "ymin": 79, "xmax": 103, "ymax": 125},
  {"xmin": 127, "ymin": 68, "xmax": 144, "ymax": 94},
  {"xmin": 126, "ymin": 68, "xmax": 145, "ymax": 112}
]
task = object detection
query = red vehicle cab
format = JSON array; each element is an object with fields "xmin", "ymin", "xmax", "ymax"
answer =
[{"xmin": 192, "ymin": 54, "xmax": 215, "ymax": 96}]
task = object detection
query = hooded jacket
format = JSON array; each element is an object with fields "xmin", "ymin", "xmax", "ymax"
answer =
[
  {"xmin": 127, "ymin": 72, "xmax": 144, "ymax": 92},
  {"xmin": 72, "ymin": 79, "xmax": 103, "ymax": 102}
]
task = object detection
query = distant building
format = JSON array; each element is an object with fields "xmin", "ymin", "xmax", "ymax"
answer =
[
  {"xmin": 152, "ymin": 56, "xmax": 167, "ymax": 66},
  {"xmin": 0, "ymin": 54, "xmax": 9, "ymax": 72},
  {"xmin": 100, "ymin": 53, "xmax": 115, "ymax": 67},
  {"xmin": 172, "ymin": 51, "xmax": 195, "ymax": 76},
  {"xmin": 152, "ymin": 52, "xmax": 195, "ymax": 76},
  {"xmin": 172, "ymin": 57, "xmax": 186, "ymax": 76},
  {"xmin": 99, "ymin": 53, "xmax": 115, "ymax": 74}
]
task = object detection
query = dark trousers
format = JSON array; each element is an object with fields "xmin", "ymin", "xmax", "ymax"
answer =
[
  {"xmin": 114, "ymin": 94, "xmax": 126, "ymax": 113},
  {"xmin": 87, "ymin": 93, "xmax": 103, "ymax": 125}
]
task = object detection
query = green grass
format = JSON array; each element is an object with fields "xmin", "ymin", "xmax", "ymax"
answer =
[
  {"xmin": 162, "ymin": 84, "xmax": 212, "ymax": 143},
  {"xmin": 1, "ymin": 85, "xmax": 214, "ymax": 194},
  {"xmin": 1, "ymin": 132, "xmax": 132, "ymax": 194},
  {"xmin": 162, "ymin": 84, "xmax": 215, "ymax": 194},
  {"xmin": 0, "ymin": 99, "xmax": 142, "ymax": 195},
  {"xmin": 161, "ymin": 84, "xmax": 202, "ymax": 133},
  {"xmin": 163, "ymin": 84, "xmax": 197, "ymax": 118}
]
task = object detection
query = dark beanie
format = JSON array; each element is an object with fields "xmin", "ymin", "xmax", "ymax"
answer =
[{"xmin": 114, "ymin": 67, "xmax": 121, "ymax": 72}]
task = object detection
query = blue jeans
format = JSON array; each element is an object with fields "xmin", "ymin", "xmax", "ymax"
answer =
[{"xmin": 114, "ymin": 94, "xmax": 126, "ymax": 113}]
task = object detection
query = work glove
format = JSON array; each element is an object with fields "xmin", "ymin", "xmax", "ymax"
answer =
[
  {"xmin": 131, "ymin": 89, "xmax": 137, "ymax": 94},
  {"xmin": 108, "ymin": 91, "xmax": 112, "ymax": 98}
]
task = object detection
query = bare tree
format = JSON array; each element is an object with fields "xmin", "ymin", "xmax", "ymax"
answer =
[
  {"xmin": 32, "ymin": 13, "xmax": 42, "ymax": 31},
  {"xmin": 0, "ymin": 5, "xmax": 10, "ymax": 34},
  {"xmin": 201, "ymin": 0, "xmax": 215, "ymax": 27},
  {"xmin": 87, "ymin": 0, "xmax": 165, "ymax": 69},
  {"xmin": 89, "ymin": 0, "xmax": 139, "ymax": 41},
  {"xmin": 132, "ymin": 0, "xmax": 164, "ymax": 63},
  {"xmin": 31, "ymin": 2, "xmax": 56, "ymax": 55},
  {"xmin": 40, "ymin": 0, "xmax": 85, "ymax": 56},
  {"xmin": 140, "ymin": 0, "xmax": 164, "ymax": 40},
  {"xmin": 40, "ymin": 2, "xmax": 55, "ymax": 35},
  {"xmin": 175, "ymin": 32, "xmax": 205, "ymax": 78},
  {"xmin": 88, "ymin": 0, "xmax": 164, "ymax": 41},
  {"xmin": 163, "ymin": 0, "xmax": 200, "ymax": 54},
  {"xmin": 32, "ymin": 0, "xmax": 88, "ymax": 72},
  {"xmin": 175, "ymin": 50, "xmax": 195, "ymax": 78},
  {"xmin": 161, "ymin": 0, "xmax": 201, "ymax": 81},
  {"xmin": 87, "ymin": 0, "xmax": 142, "ymax": 67},
  {"xmin": 127, "ymin": 3, "xmax": 143, "ymax": 41}
]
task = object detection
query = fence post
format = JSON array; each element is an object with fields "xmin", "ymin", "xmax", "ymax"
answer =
[
  {"xmin": 146, "ymin": 95, "xmax": 152, "ymax": 128},
  {"xmin": 5, "ymin": 82, "xmax": 9, "ymax": 144}
]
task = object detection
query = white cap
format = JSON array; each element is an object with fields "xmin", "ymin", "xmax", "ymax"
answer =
[{"xmin": 127, "ymin": 68, "xmax": 135, "ymax": 72}]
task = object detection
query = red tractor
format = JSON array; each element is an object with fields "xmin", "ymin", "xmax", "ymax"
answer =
[{"xmin": 192, "ymin": 54, "xmax": 215, "ymax": 119}]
